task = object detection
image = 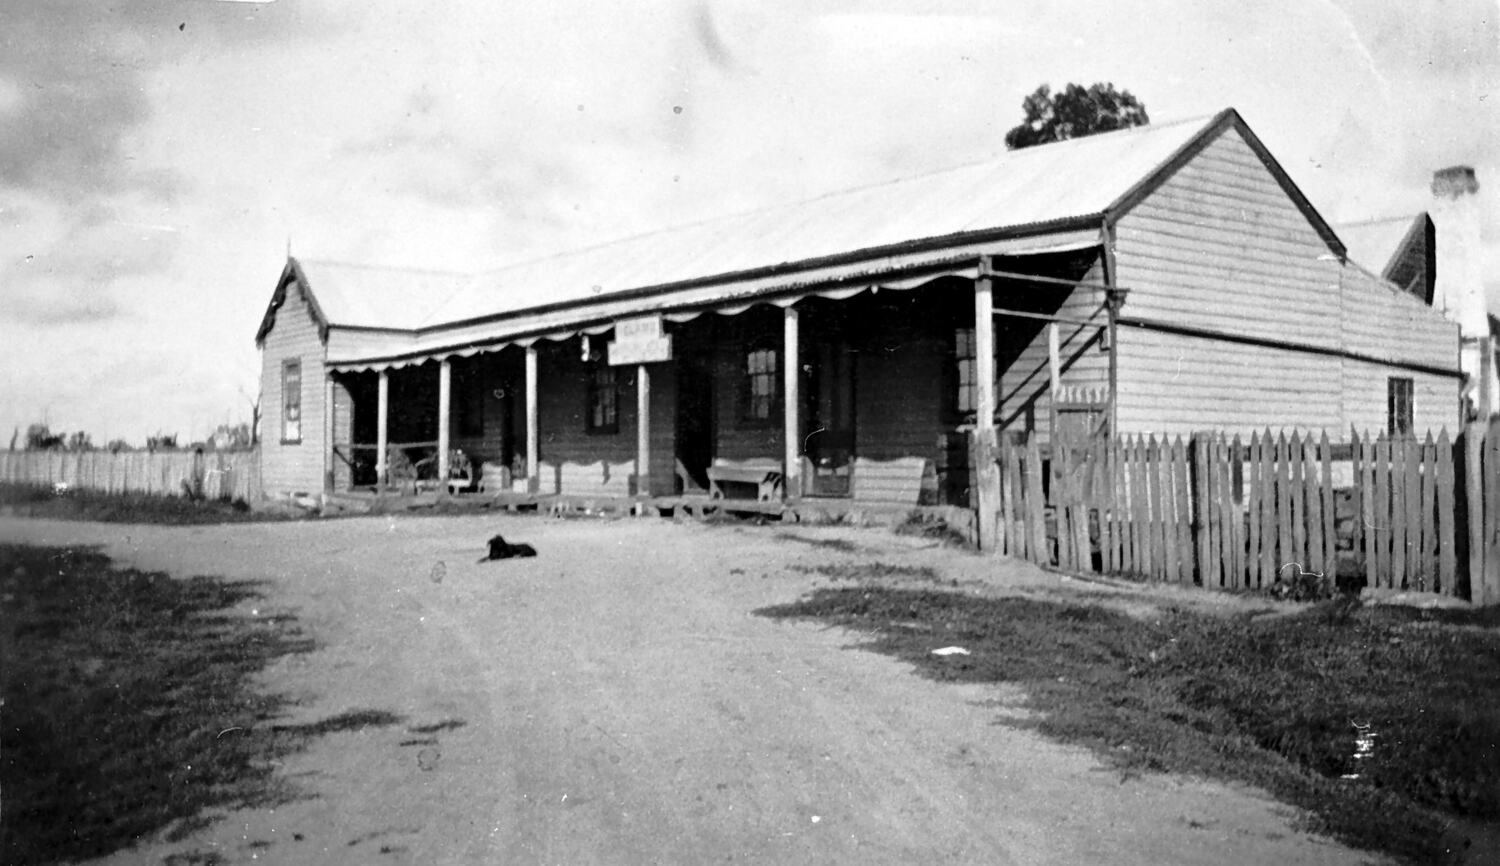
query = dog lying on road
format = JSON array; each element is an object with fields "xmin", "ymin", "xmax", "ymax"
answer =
[{"xmin": 478, "ymin": 534, "xmax": 537, "ymax": 562}]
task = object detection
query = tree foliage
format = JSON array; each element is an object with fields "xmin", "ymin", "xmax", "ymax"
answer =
[
  {"xmin": 1004, "ymin": 82, "xmax": 1149, "ymax": 150},
  {"xmin": 25, "ymin": 424, "xmax": 65, "ymax": 451},
  {"xmin": 146, "ymin": 433, "xmax": 179, "ymax": 452}
]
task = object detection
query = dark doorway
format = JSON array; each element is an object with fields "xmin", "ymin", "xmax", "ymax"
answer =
[
  {"xmin": 676, "ymin": 354, "xmax": 715, "ymax": 491},
  {"xmin": 804, "ymin": 339, "xmax": 856, "ymax": 497}
]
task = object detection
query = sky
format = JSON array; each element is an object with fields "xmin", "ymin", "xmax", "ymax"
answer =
[{"xmin": 2, "ymin": 0, "xmax": 1497, "ymax": 446}]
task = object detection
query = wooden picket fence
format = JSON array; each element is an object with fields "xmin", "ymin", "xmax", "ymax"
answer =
[
  {"xmin": 993, "ymin": 426, "xmax": 1495, "ymax": 601},
  {"xmin": 0, "ymin": 449, "xmax": 261, "ymax": 502}
]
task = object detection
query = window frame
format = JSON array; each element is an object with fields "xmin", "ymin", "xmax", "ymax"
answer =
[
  {"xmin": 740, "ymin": 343, "xmax": 780, "ymax": 427},
  {"xmin": 281, "ymin": 359, "xmax": 302, "ymax": 445},
  {"xmin": 585, "ymin": 361, "xmax": 619, "ymax": 435},
  {"xmin": 954, "ymin": 327, "xmax": 977, "ymax": 418},
  {"xmin": 1387, "ymin": 376, "xmax": 1414, "ymax": 437}
]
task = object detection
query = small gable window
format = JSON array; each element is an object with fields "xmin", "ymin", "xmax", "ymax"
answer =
[{"xmin": 281, "ymin": 360, "xmax": 302, "ymax": 444}]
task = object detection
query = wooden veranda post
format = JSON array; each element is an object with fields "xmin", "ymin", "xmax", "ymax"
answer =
[
  {"xmin": 974, "ymin": 256, "xmax": 999, "ymax": 550},
  {"xmin": 1046, "ymin": 323, "xmax": 1061, "ymax": 443},
  {"xmin": 783, "ymin": 305, "xmax": 801, "ymax": 499},
  {"xmin": 323, "ymin": 375, "xmax": 335, "ymax": 495},
  {"xmin": 437, "ymin": 359, "xmax": 452, "ymax": 486},
  {"xmin": 1101, "ymin": 221, "xmax": 1121, "ymax": 438},
  {"xmin": 376, "ymin": 369, "xmax": 390, "ymax": 487},
  {"xmin": 525, "ymin": 345, "xmax": 539, "ymax": 494},
  {"xmin": 636, "ymin": 363, "xmax": 650, "ymax": 499}
]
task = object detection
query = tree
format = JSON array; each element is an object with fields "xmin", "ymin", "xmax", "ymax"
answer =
[
  {"xmin": 146, "ymin": 432, "xmax": 178, "ymax": 452},
  {"xmin": 210, "ymin": 422, "xmax": 254, "ymax": 451},
  {"xmin": 66, "ymin": 431, "xmax": 93, "ymax": 451},
  {"xmin": 1004, "ymin": 82, "xmax": 1149, "ymax": 150},
  {"xmin": 25, "ymin": 423, "xmax": 65, "ymax": 451}
]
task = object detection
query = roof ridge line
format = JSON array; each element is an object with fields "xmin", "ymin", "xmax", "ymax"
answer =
[{"xmin": 467, "ymin": 111, "xmax": 1219, "ymax": 279}]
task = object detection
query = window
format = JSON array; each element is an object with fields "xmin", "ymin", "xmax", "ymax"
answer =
[
  {"xmin": 744, "ymin": 346, "xmax": 778, "ymax": 423},
  {"xmin": 281, "ymin": 360, "xmax": 302, "ymax": 443},
  {"xmin": 586, "ymin": 362, "xmax": 618, "ymax": 433},
  {"xmin": 1388, "ymin": 377, "xmax": 1414, "ymax": 437},
  {"xmin": 456, "ymin": 364, "xmax": 484, "ymax": 437},
  {"xmin": 955, "ymin": 328, "xmax": 977, "ymax": 415}
]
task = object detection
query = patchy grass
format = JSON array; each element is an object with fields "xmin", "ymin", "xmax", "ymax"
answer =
[
  {"xmin": 0, "ymin": 483, "xmax": 295, "ymax": 525},
  {"xmin": 790, "ymin": 561, "xmax": 951, "ymax": 586},
  {"xmin": 0, "ymin": 544, "xmax": 401, "ymax": 864},
  {"xmin": 758, "ymin": 587, "xmax": 1500, "ymax": 864},
  {"xmin": 893, "ymin": 512, "xmax": 972, "ymax": 548},
  {"xmin": 775, "ymin": 532, "xmax": 862, "ymax": 553}
]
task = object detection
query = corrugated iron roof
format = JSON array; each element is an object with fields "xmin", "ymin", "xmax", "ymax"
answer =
[
  {"xmin": 418, "ymin": 113, "xmax": 1212, "ymax": 329},
  {"xmin": 291, "ymin": 260, "xmax": 471, "ymax": 331},
  {"xmin": 1335, "ymin": 214, "xmax": 1423, "ymax": 276}
]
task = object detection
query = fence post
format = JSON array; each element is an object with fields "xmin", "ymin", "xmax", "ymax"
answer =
[
  {"xmin": 1463, "ymin": 423, "xmax": 1487, "ymax": 604},
  {"xmin": 1484, "ymin": 421, "xmax": 1500, "ymax": 605}
]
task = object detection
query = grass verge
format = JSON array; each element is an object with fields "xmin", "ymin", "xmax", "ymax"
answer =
[
  {"xmin": 0, "ymin": 544, "xmax": 399, "ymax": 864},
  {"xmin": 0, "ymin": 483, "xmax": 295, "ymax": 525},
  {"xmin": 757, "ymin": 587, "xmax": 1500, "ymax": 864}
]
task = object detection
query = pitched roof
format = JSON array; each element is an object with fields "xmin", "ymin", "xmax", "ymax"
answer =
[
  {"xmin": 420, "ymin": 113, "xmax": 1225, "ymax": 328},
  {"xmin": 1335, "ymin": 214, "xmax": 1434, "ymax": 304},
  {"xmin": 293, "ymin": 259, "xmax": 471, "ymax": 331},
  {"xmin": 264, "ymin": 107, "xmax": 1346, "ymax": 349}
]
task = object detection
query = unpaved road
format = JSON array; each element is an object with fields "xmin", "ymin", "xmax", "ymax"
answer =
[{"xmin": 2, "ymin": 515, "xmax": 1382, "ymax": 865}]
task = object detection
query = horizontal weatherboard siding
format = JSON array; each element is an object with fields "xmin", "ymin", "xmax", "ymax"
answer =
[
  {"xmin": 259, "ymin": 279, "xmax": 327, "ymax": 496},
  {"xmin": 1111, "ymin": 125, "xmax": 1458, "ymax": 439}
]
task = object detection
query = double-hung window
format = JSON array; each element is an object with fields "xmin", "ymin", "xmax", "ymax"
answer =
[
  {"xmin": 281, "ymin": 360, "xmax": 302, "ymax": 444},
  {"xmin": 743, "ymin": 346, "xmax": 778, "ymax": 424},
  {"xmin": 586, "ymin": 363, "xmax": 619, "ymax": 434}
]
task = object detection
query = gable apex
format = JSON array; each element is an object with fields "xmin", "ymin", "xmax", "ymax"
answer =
[
  {"xmin": 255, "ymin": 257, "xmax": 330, "ymax": 347},
  {"xmin": 1103, "ymin": 108, "xmax": 1346, "ymax": 262}
]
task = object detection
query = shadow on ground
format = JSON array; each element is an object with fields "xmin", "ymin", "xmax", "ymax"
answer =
[{"xmin": 0, "ymin": 544, "xmax": 402, "ymax": 865}]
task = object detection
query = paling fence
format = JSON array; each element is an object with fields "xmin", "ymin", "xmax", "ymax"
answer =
[
  {"xmin": 991, "ymin": 423, "xmax": 1500, "ymax": 604},
  {"xmin": 0, "ymin": 449, "xmax": 261, "ymax": 503}
]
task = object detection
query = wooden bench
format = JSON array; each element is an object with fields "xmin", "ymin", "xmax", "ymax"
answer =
[
  {"xmin": 707, "ymin": 458, "xmax": 784, "ymax": 501},
  {"xmin": 539, "ymin": 460, "xmax": 635, "ymax": 498},
  {"xmin": 851, "ymin": 456, "xmax": 934, "ymax": 505}
]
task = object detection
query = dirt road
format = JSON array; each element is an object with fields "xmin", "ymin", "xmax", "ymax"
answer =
[{"xmin": 2, "ymin": 515, "xmax": 1381, "ymax": 865}]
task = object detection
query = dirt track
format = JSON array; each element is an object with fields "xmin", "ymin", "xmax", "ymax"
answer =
[{"xmin": 1, "ymin": 515, "xmax": 1383, "ymax": 865}]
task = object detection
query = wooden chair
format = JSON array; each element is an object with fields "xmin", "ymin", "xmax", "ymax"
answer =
[
  {"xmin": 477, "ymin": 461, "xmax": 511, "ymax": 494},
  {"xmin": 446, "ymin": 449, "xmax": 474, "ymax": 494},
  {"xmin": 385, "ymin": 446, "xmax": 421, "ymax": 494}
]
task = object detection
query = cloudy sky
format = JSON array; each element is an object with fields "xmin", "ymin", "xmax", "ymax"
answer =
[{"xmin": 2, "ymin": 0, "xmax": 1496, "ymax": 446}]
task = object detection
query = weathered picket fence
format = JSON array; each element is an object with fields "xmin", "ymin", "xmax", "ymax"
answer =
[
  {"xmin": 993, "ymin": 424, "xmax": 1500, "ymax": 603},
  {"xmin": 0, "ymin": 449, "xmax": 261, "ymax": 502}
]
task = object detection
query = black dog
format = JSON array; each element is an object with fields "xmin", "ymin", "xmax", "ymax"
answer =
[{"xmin": 478, "ymin": 534, "xmax": 537, "ymax": 562}]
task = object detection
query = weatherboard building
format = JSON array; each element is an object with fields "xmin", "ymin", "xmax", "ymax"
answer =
[{"xmin": 255, "ymin": 109, "xmax": 1462, "ymax": 508}]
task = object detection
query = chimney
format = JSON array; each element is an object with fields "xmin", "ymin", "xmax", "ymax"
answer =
[{"xmin": 1429, "ymin": 165, "xmax": 1485, "ymax": 337}]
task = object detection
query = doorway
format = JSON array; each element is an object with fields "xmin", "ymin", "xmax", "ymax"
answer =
[
  {"xmin": 675, "ymin": 354, "xmax": 715, "ymax": 491},
  {"xmin": 804, "ymin": 339, "xmax": 856, "ymax": 497}
]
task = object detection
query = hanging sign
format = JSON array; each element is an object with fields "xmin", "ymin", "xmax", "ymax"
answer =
[{"xmin": 608, "ymin": 315, "xmax": 673, "ymax": 365}]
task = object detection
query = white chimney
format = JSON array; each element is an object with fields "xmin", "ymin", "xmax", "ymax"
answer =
[
  {"xmin": 1430, "ymin": 166, "xmax": 1496, "ymax": 418},
  {"xmin": 1430, "ymin": 165, "xmax": 1485, "ymax": 337}
]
